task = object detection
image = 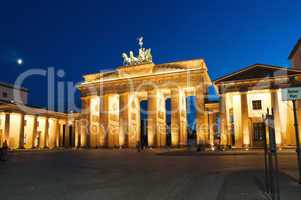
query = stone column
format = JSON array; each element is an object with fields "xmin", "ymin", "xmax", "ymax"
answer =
[
  {"xmin": 74, "ymin": 120, "xmax": 80, "ymax": 148},
  {"xmin": 4, "ymin": 113, "xmax": 10, "ymax": 144},
  {"xmin": 69, "ymin": 120, "xmax": 75, "ymax": 147},
  {"xmin": 38, "ymin": 117, "xmax": 47, "ymax": 149},
  {"xmin": 80, "ymin": 119, "xmax": 87, "ymax": 148},
  {"xmin": 131, "ymin": 94, "xmax": 140, "ymax": 147},
  {"xmin": 104, "ymin": 94, "xmax": 120, "ymax": 148},
  {"xmin": 100, "ymin": 95, "xmax": 109, "ymax": 147},
  {"xmin": 59, "ymin": 121, "xmax": 64, "ymax": 147},
  {"xmin": 156, "ymin": 91, "xmax": 166, "ymax": 147},
  {"xmin": 271, "ymin": 90, "xmax": 283, "ymax": 146},
  {"xmin": 196, "ymin": 83, "xmax": 207, "ymax": 145},
  {"xmin": 119, "ymin": 93, "xmax": 128, "ymax": 147},
  {"xmin": 170, "ymin": 89, "xmax": 180, "ymax": 147},
  {"xmin": 204, "ymin": 110, "xmax": 210, "ymax": 145},
  {"xmin": 120, "ymin": 92, "xmax": 140, "ymax": 148},
  {"xmin": 171, "ymin": 89, "xmax": 187, "ymax": 146},
  {"xmin": 38, "ymin": 117, "xmax": 45, "ymax": 149},
  {"xmin": 147, "ymin": 90, "xmax": 167, "ymax": 147},
  {"xmin": 208, "ymin": 112, "xmax": 215, "ymax": 146},
  {"xmin": 44, "ymin": 117, "xmax": 49, "ymax": 148},
  {"xmin": 147, "ymin": 90, "xmax": 157, "ymax": 147},
  {"xmin": 55, "ymin": 120, "xmax": 60, "ymax": 148},
  {"xmin": 81, "ymin": 97, "xmax": 91, "ymax": 147},
  {"xmin": 90, "ymin": 96, "xmax": 100, "ymax": 148},
  {"xmin": 233, "ymin": 95, "xmax": 243, "ymax": 148},
  {"xmin": 19, "ymin": 113, "xmax": 25, "ymax": 149},
  {"xmin": 71, "ymin": 120, "xmax": 76, "ymax": 147},
  {"xmin": 240, "ymin": 93, "xmax": 250, "ymax": 148},
  {"xmin": 64, "ymin": 121, "xmax": 70, "ymax": 148},
  {"xmin": 220, "ymin": 93, "xmax": 228, "ymax": 146},
  {"xmin": 32, "ymin": 116, "xmax": 38, "ymax": 148},
  {"xmin": 23, "ymin": 116, "xmax": 32, "ymax": 149},
  {"xmin": 48, "ymin": 118, "xmax": 55, "ymax": 149}
]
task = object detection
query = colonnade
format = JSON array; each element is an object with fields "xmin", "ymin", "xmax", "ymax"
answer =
[
  {"xmin": 82, "ymin": 87, "xmax": 217, "ymax": 148},
  {"xmin": 0, "ymin": 112, "xmax": 79, "ymax": 149},
  {"xmin": 219, "ymin": 89, "xmax": 297, "ymax": 148}
]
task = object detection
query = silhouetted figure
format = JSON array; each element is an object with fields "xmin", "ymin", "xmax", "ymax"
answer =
[
  {"xmin": 0, "ymin": 140, "xmax": 8, "ymax": 161},
  {"xmin": 137, "ymin": 142, "xmax": 141, "ymax": 152}
]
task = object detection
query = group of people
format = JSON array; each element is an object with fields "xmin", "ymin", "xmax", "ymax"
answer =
[{"xmin": 0, "ymin": 141, "xmax": 8, "ymax": 161}]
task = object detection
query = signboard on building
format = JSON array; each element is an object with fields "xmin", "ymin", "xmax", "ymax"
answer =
[{"xmin": 281, "ymin": 87, "xmax": 301, "ymax": 101}]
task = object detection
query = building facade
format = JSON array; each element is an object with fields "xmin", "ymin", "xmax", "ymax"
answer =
[
  {"xmin": 214, "ymin": 38, "xmax": 301, "ymax": 148},
  {"xmin": 77, "ymin": 59, "xmax": 216, "ymax": 148},
  {"xmin": 0, "ymin": 82, "xmax": 28, "ymax": 104},
  {"xmin": 214, "ymin": 64, "xmax": 301, "ymax": 148},
  {"xmin": 0, "ymin": 103, "xmax": 80, "ymax": 149},
  {"xmin": 2, "ymin": 37, "xmax": 301, "ymax": 150}
]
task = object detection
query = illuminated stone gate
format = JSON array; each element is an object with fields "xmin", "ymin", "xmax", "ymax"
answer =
[{"xmin": 78, "ymin": 58, "xmax": 212, "ymax": 148}]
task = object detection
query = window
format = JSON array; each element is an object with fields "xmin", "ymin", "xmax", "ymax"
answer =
[
  {"xmin": 2, "ymin": 92, "xmax": 8, "ymax": 98},
  {"xmin": 252, "ymin": 100, "xmax": 262, "ymax": 110}
]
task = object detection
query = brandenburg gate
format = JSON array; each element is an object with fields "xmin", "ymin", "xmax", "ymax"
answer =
[{"xmin": 77, "ymin": 38, "xmax": 212, "ymax": 148}]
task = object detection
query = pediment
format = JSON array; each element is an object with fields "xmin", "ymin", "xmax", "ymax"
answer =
[{"xmin": 214, "ymin": 64, "xmax": 301, "ymax": 83}]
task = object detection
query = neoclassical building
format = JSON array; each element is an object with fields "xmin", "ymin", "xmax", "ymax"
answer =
[
  {"xmin": 214, "ymin": 38, "xmax": 301, "ymax": 148},
  {"xmin": 0, "ymin": 103, "xmax": 80, "ymax": 149},
  {"xmin": 214, "ymin": 64, "xmax": 301, "ymax": 148},
  {"xmin": 77, "ymin": 38, "xmax": 301, "ymax": 149},
  {"xmin": 0, "ymin": 82, "xmax": 80, "ymax": 149},
  {"xmin": 78, "ymin": 59, "xmax": 215, "ymax": 148},
  {"xmin": 1, "ymin": 37, "xmax": 301, "ymax": 150}
]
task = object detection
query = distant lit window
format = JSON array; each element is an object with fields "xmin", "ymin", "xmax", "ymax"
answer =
[
  {"xmin": 252, "ymin": 100, "xmax": 262, "ymax": 110},
  {"xmin": 2, "ymin": 92, "xmax": 8, "ymax": 98}
]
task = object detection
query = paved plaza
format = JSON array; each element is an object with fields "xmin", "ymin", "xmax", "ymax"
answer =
[{"xmin": 1, "ymin": 149, "xmax": 301, "ymax": 200}]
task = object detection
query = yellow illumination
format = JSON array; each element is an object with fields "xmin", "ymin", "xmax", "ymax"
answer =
[{"xmin": 9, "ymin": 113, "xmax": 22, "ymax": 149}]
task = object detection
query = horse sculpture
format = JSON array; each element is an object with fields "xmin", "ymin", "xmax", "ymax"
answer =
[
  {"xmin": 122, "ymin": 37, "xmax": 153, "ymax": 66},
  {"xmin": 129, "ymin": 51, "xmax": 139, "ymax": 64},
  {"xmin": 122, "ymin": 53, "xmax": 131, "ymax": 66}
]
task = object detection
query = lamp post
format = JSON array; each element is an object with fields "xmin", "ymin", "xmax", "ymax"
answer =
[{"xmin": 292, "ymin": 100, "xmax": 301, "ymax": 184}]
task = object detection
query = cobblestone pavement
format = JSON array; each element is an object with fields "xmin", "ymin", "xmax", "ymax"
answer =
[{"xmin": 0, "ymin": 149, "xmax": 300, "ymax": 200}]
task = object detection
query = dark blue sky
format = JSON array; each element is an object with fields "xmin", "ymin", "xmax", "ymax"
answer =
[{"xmin": 0, "ymin": 0, "xmax": 301, "ymax": 110}]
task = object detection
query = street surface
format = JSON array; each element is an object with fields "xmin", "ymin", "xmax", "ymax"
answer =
[{"xmin": 0, "ymin": 149, "xmax": 300, "ymax": 200}]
